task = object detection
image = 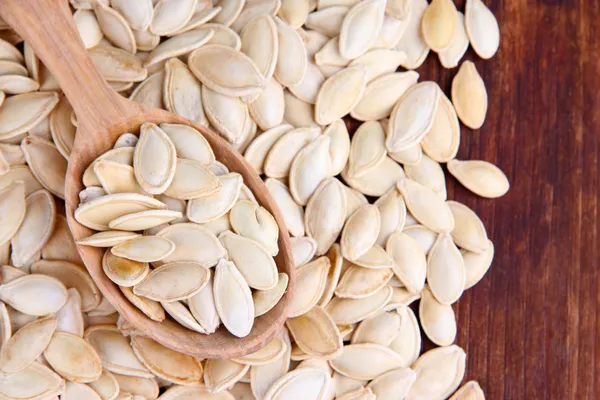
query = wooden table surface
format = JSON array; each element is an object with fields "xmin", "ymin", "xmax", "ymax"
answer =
[{"xmin": 409, "ymin": 0, "xmax": 599, "ymax": 398}]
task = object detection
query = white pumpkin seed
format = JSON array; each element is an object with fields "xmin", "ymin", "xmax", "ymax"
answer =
[
  {"xmin": 189, "ymin": 44, "xmax": 266, "ymax": 97},
  {"xmin": 419, "ymin": 285, "xmax": 456, "ymax": 346},
  {"xmin": 329, "ymin": 343, "xmax": 404, "ymax": 380},
  {"xmin": 273, "ymin": 16, "xmax": 307, "ymax": 86},
  {"xmin": 74, "ymin": 10, "xmax": 104, "ymax": 48},
  {"xmin": 229, "ymin": 200, "xmax": 279, "ymax": 255},
  {"xmin": 407, "ymin": 345, "xmax": 466, "ymax": 400},
  {"xmin": 439, "ymin": 12, "xmax": 469, "ymax": 68},
  {"xmin": 462, "ymin": 239, "xmax": 494, "ymax": 289},
  {"xmin": 93, "ymin": 1, "xmax": 136, "ymax": 53},
  {"xmin": 157, "ymin": 223, "xmax": 227, "ymax": 267},
  {"xmin": 290, "ymin": 236, "xmax": 318, "ymax": 267},
  {"xmin": 389, "ymin": 305, "xmax": 421, "ymax": 366},
  {"xmin": 374, "ymin": 187, "xmax": 406, "ymax": 247},
  {"xmin": 339, "ymin": 0, "xmax": 386, "ymax": 59},
  {"xmin": 367, "ymin": 367, "xmax": 416, "ymax": 400},
  {"xmin": 395, "ymin": 0, "xmax": 429, "ymax": 69},
  {"xmin": 427, "ymin": 233, "xmax": 466, "ymax": 304},
  {"xmin": 0, "ymin": 92, "xmax": 59, "ymax": 141},
  {"xmin": 351, "ymin": 311, "xmax": 400, "ymax": 346},
  {"xmin": 315, "ymin": 65, "xmax": 367, "ymax": 126},
  {"xmin": 341, "ymin": 204, "xmax": 380, "ymax": 261},
  {"xmin": 248, "ymin": 77, "xmax": 285, "ymax": 131},
  {"xmin": 102, "ymin": 250, "xmax": 149, "ymax": 287},
  {"xmin": 214, "ymin": 259, "xmax": 255, "ymax": 338},
  {"xmin": 11, "ymin": 189, "xmax": 56, "ymax": 267},
  {"xmin": 134, "ymin": 122, "xmax": 177, "ymax": 194},
  {"xmin": 351, "ymin": 71, "xmax": 418, "ymax": 121},
  {"xmin": 342, "ymin": 156, "xmax": 405, "ymax": 197},
  {"xmin": 347, "ymin": 120, "xmax": 386, "ymax": 178},
  {"xmin": 188, "ymin": 275, "xmax": 220, "ymax": 333},
  {"xmin": 202, "ymin": 85, "xmax": 249, "ymax": 144},
  {"xmin": 404, "ymin": 154, "xmax": 447, "ymax": 199},
  {"xmin": 45, "ymin": 331, "xmax": 102, "ymax": 382},
  {"xmin": 164, "ymin": 158, "xmax": 221, "ymax": 200},
  {"xmin": 160, "ymin": 123, "xmax": 215, "ymax": 165},
  {"xmin": 421, "ymin": 0, "xmax": 457, "ymax": 52},
  {"xmin": 421, "ymin": 92, "xmax": 460, "ymax": 162},
  {"xmin": 188, "ymin": 173, "xmax": 242, "ymax": 223},
  {"xmin": 21, "ymin": 136, "xmax": 66, "ymax": 199},
  {"xmin": 263, "ymin": 367, "xmax": 330, "ymax": 400},
  {"xmin": 253, "ymin": 272, "xmax": 289, "ymax": 317},
  {"xmin": 447, "ymin": 200, "xmax": 488, "ymax": 252},
  {"xmin": 220, "ymin": 230, "xmax": 278, "ymax": 290},
  {"xmin": 150, "ymin": 0, "xmax": 197, "ymax": 35},
  {"xmin": 288, "ymin": 257, "xmax": 330, "ymax": 317},
  {"xmin": 450, "ymin": 381, "xmax": 486, "ymax": 400},
  {"xmin": 266, "ymin": 178, "xmax": 305, "ymax": 237},
  {"xmin": 0, "ymin": 315, "xmax": 56, "ymax": 374},
  {"xmin": 397, "ymin": 178, "xmax": 454, "ymax": 233},
  {"xmin": 305, "ymin": 178, "xmax": 346, "ymax": 256},
  {"xmin": 240, "ymin": 14, "xmax": 278, "ymax": 80},
  {"xmin": 289, "ymin": 135, "xmax": 332, "ymax": 206},
  {"xmin": 264, "ymin": 127, "xmax": 320, "ymax": 178},
  {"xmin": 386, "ymin": 231, "xmax": 426, "ymax": 293},
  {"xmin": 447, "ymin": 159, "xmax": 510, "ymax": 198},
  {"xmin": 465, "ymin": 0, "xmax": 500, "ymax": 59},
  {"xmin": 163, "ymin": 58, "xmax": 207, "ymax": 125},
  {"xmin": 325, "ymin": 285, "xmax": 392, "ymax": 325},
  {"xmin": 0, "ymin": 181, "xmax": 26, "ymax": 246}
]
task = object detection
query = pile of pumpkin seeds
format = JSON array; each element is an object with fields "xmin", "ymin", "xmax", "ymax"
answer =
[
  {"xmin": 0, "ymin": 0, "xmax": 506, "ymax": 399},
  {"xmin": 75, "ymin": 121, "xmax": 283, "ymax": 339}
]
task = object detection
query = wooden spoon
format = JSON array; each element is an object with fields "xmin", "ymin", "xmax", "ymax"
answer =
[{"xmin": 0, "ymin": 0, "xmax": 294, "ymax": 359}]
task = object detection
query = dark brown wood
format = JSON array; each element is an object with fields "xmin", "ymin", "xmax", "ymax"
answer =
[
  {"xmin": 417, "ymin": 1, "xmax": 599, "ymax": 398},
  {"xmin": 0, "ymin": 0, "xmax": 294, "ymax": 359}
]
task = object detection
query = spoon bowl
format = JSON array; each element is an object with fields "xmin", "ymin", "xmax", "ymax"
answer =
[{"xmin": 0, "ymin": 0, "xmax": 294, "ymax": 359}]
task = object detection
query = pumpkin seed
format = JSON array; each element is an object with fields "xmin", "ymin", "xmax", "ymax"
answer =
[
  {"xmin": 88, "ymin": 369, "xmax": 119, "ymax": 400},
  {"xmin": 202, "ymin": 85, "xmax": 249, "ymax": 144},
  {"xmin": 439, "ymin": 12, "xmax": 469, "ymax": 68},
  {"xmin": 325, "ymin": 285, "xmax": 392, "ymax": 325},
  {"xmin": 288, "ymin": 257, "xmax": 330, "ymax": 317},
  {"xmin": 263, "ymin": 367, "xmax": 330, "ymax": 400},
  {"xmin": 0, "ymin": 315, "xmax": 56, "ymax": 374},
  {"xmin": 163, "ymin": 59, "xmax": 207, "ymax": 125},
  {"xmin": 407, "ymin": 345, "xmax": 466, "ymax": 400},
  {"xmin": 134, "ymin": 122, "xmax": 177, "ymax": 194},
  {"xmin": 305, "ymin": 6, "xmax": 348, "ymax": 37},
  {"xmin": 421, "ymin": 0, "xmax": 457, "ymax": 52},
  {"xmin": 11, "ymin": 189, "xmax": 56, "ymax": 267},
  {"xmin": 130, "ymin": 335, "xmax": 203, "ymax": 385},
  {"xmin": 55, "ymin": 288, "xmax": 84, "ymax": 337},
  {"xmin": 330, "ymin": 343, "xmax": 404, "ymax": 380},
  {"xmin": 447, "ymin": 159, "xmax": 510, "ymax": 198},
  {"xmin": 402, "ymin": 224, "xmax": 437, "ymax": 254},
  {"xmin": 157, "ymin": 223, "xmax": 227, "ymax": 267},
  {"xmin": 220, "ymin": 230, "xmax": 278, "ymax": 290},
  {"xmin": 0, "ymin": 275, "xmax": 67, "ymax": 316},
  {"xmin": 129, "ymin": 70, "xmax": 164, "ymax": 108},
  {"xmin": 30, "ymin": 260, "xmax": 101, "ymax": 312},
  {"xmin": 366, "ymin": 367, "xmax": 416, "ymax": 400},
  {"xmin": 0, "ymin": 92, "xmax": 59, "ymax": 141},
  {"xmin": 289, "ymin": 135, "xmax": 332, "ymax": 206},
  {"xmin": 189, "ymin": 44, "xmax": 266, "ymax": 97},
  {"xmin": 341, "ymin": 205, "xmax": 380, "ymax": 261},
  {"xmin": 248, "ymin": 77, "xmax": 285, "ymax": 131},
  {"xmin": 374, "ymin": 187, "xmax": 406, "ymax": 247},
  {"xmin": 420, "ymin": 285, "xmax": 456, "ymax": 346},
  {"xmin": 347, "ymin": 121, "xmax": 386, "ymax": 178},
  {"xmin": 244, "ymin": 124, "xmax": 293, "ymax": 175},
  {"xmin": 188, "ymin": 275, "xmax": 221, "ymax": 333},
  {"xmin": 229, "ymin": 200, "xmax": 279, "ymax": 255},
  {"xmin": 77, "ymin": 230, "xmax": 142, "ymax": 247},
  {"xmin": 214, "ymin": 259, "xmax": 255, "ymax": 337},
  {"xmin": 111, "ymin": 0, "xmax": 153, "ymax": 31},
  {"xmin": 339, "ymin": 0, "xmax": 386, "ymax": 59},
  {"xmin": 305, "ymin": 178, "xmax": 346, "ymax": 255},
  {"xmin": 351, "ymin": 311, "xmax": 400, "ymax": 346},
  {"xmin": 351, "ymin": 71, "xmax": 418, "ymax": 121},
  {"xmin": 0, "ymin": 181, "xmax": 25, "ymax": 246},
  {"xmin": 283, "ymin": 89, "xmax": 320, "ymax": 128},
  {"xmin": 188, "ymin": 173, "xmax": 242, "ymax": 223},
  {"xmin": 342, "ymin": 156, "xmax": 405, "ymax": 197},
  {"xmin": 447, "ymin": 200, "xmax": 488, "ymax": 252},
  {"xmin": 84, "ymin": 325, "xmax": 153, "ymax": 378},
  {"xmin": 204, "ymin": 359, "xmax": 250, "ymax": 393},
  {"xmin": 214, "ymin": 0, "xmax": 246, "ymax": 27},
  {"xmin": 150, "ymin": 0, "xmax": 197, "ymax": 35},
  {"xmin": 264, "ymin": 127, "xmax": 320, "ymax": 178},
  {"xmin": 397, "ymin": 178, "xmax": 454, "ymax": 233},
  {"xmin": 145, "ymin": 27, "xmax": 215, "ymax": 67},
  {"xmin": 253, "ymin": 272, "xmax": 289, "ymax": 317},
  {"xmin": 452, "ymin": 61, "xmax": 488, "ymax": 130},
  {"xmin": 266, "ymin": 178, "xmax": 305, "ymax": 237},
  {"xmin": 427, "ymin": 233, "xmax": 466, "ymax": 304},
  {"xmin": 290, "ymin": 235, "xmax": 318, "ymax": 267},
  {"xmin": 89, "ymin": 45, "xmax": 147, "ymax": 82},
  {"xmin": 45, "ymin": 331, "xmax": 102, "ymax": 382},
  {"xmin": 164, "ymin": 158, "xmax": 221, "ymax": 200},
  {"xmin": 21, "ymin": 136, "xmax": 66, "ymax": 199},
  {"xmin": 465, "ymin": 0, "xmax": 500, "ymax": 59},
  {"xmin": 133, "ymin": 261, "xmax": 209, "ymax": 301},
  {"xmin": 161, "ymin": 301, "xmax": 207, "ymax": 334},
  {"xmin": 102, "ymin": 250, "xmax": 149, "ymax": 287},
  {"xmin": 93, "ymin": 0, "xmax": 136, "ymax": 53},
  {"xmin": 273, "ymin": 16, "xmax": 307, "ymax": 86},
  {"xmin": 240, "ymin": 15, "xmax": 278, "ymax": 80},
  {"xmin": 0, "ymin": 362, "xmax": 64, "ymax": 399},
  {"xmin": 315, "ymin": 65, "xmax": 367, "ymax": 126},
  {"xmin": 462, "ymin": 239, "xmax": 494, "ymax": 289},
  {"xmin": 450, "ymin": 381, "xmax": 486, "ymax": 400},
  {"xmin": 160, "ymin": 123, "xmax": 215, "ymax": 165},
  {"xmin": 421, "ymin": 92, "xmax": 460, "ymax": 162},
  {"xmin": 404, "ymin": 154, "xmax": 447, "ymax": 199},
  {"xmin": 386, "ymin": 232, "xmax": 426, "ymax": 293}
]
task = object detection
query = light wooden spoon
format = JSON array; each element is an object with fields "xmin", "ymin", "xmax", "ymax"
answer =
[{"xmin": 0, "ymin": 0, "xmax": 294, "ymax": 359}]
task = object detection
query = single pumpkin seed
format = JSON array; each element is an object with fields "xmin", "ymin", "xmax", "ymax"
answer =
[
  {"xmin": 325, "ymin": 285, "xmax": 392, "ymax": 325},
  {"xmin": 447, "ymin": 159, "xmax": 510, "ymax": 198},
  {"xmin": 465, "ymin": 0, "xmax": 500, "ymax": 59},
  {"xmin": 288, "ymin": 256, "xmax": 330, "ymax": 317},
  {"xmin": 214, "ymin": 259, "xmax": 255, "ymax": 338},
  {"xmin": 427, "ymin": 233, "xmax": 466, "ymax": 304},
  {"xmin": 329, "ymin": 343, "xmax": 405, "ymax": 380},
  {"xmin": 406, "ymin": 345, "xmax": 466, "ymax": 400}
]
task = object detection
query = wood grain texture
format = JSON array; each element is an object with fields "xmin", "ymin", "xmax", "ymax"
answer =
[
  {"xmin": 0, "ymin": 0, "xmax": 294, "ymax": 360},
  {"xmin": 416, "ymin": 0, "xmax": 599, "ymax": 398}
]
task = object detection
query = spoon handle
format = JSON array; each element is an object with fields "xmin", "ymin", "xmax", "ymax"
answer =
[{"xmin": 0, "ymin": 0, "xmax": 131, "ymax": 132}]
